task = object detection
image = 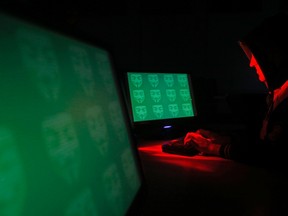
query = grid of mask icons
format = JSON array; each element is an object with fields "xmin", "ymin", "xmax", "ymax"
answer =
[
  {"xmin": 0, "ymin": 14, "xmax": 142, "ymax": 216},
  {"xmin": 128, "ymin": 72, "xmax": 195, "ymax": 122}
]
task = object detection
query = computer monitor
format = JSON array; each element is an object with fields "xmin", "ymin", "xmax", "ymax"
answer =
[
  {"xmin": 124, "ymin": 71, "xmax": 198, "ymax": 139},
  {"xmin": 0, "ymin": 12, "xmax": 145, "ymax": 216}
]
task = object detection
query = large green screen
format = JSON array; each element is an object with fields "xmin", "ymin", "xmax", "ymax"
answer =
[
  {"xmin": 127, "ymin": 72, "xmax": 196, "ymax": 122},
  {"xmin": 0, "ymin": 13, "xmax": 142, "ymax": 216}
]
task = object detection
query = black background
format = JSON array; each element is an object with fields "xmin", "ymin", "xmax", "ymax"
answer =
[{"xmin": 1, "ymin": 0, "xmax": 286, "ymax": 117}]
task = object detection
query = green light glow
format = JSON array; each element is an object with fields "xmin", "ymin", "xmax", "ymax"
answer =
[{"xmin": 0, "ymin": 13, "xmax": 141, "ymax": 216}]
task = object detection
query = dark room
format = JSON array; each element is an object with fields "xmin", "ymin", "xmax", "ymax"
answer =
[{"xmin": 1, "ymin": 0, "xmax": 288, "ymax": 215}]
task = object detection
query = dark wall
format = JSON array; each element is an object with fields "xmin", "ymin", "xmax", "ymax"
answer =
[{"xmin": 0, "ymin": 0, "xmax": 285, "ymax": 115}]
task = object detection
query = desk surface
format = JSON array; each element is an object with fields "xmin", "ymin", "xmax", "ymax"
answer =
[{"xmin": 136, "ymin": 139, "xmax": 283, "ymax": 216}]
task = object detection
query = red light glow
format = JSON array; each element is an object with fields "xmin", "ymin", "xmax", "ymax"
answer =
[{"xmin": 137, "ymin": 140, "xmax": 229, "ymax": 174}]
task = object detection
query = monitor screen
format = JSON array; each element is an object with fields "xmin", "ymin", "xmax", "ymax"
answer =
[
  {"xmin": 0, "ymin": 12, "xmax": 144, "ymax": 216},
  {"xmin": 125, "ymin": 72, "xmax": 198, "ymax": 139}
]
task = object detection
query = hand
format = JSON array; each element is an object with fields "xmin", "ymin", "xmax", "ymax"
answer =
[
  {"xmin": 195, "ymin": 129, "xmax": 231, "ymax": 145},
  {"xmin": 184, "ymin": 131, "xmax": 221, "ymax": 156}
]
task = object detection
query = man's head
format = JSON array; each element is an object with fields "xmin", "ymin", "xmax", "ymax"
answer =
[{"xmin": 239, "ymin": 12, "xmax": 288, "ymax": 91}]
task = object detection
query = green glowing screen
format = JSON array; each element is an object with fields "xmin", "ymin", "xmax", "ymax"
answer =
[
  {"xmin": 127, "ymin": 72, "xmax": 196, "ymax": 122},
  {"xmin": 0, "ymin": 13, "xmax": 142, "ymax": 216}
]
